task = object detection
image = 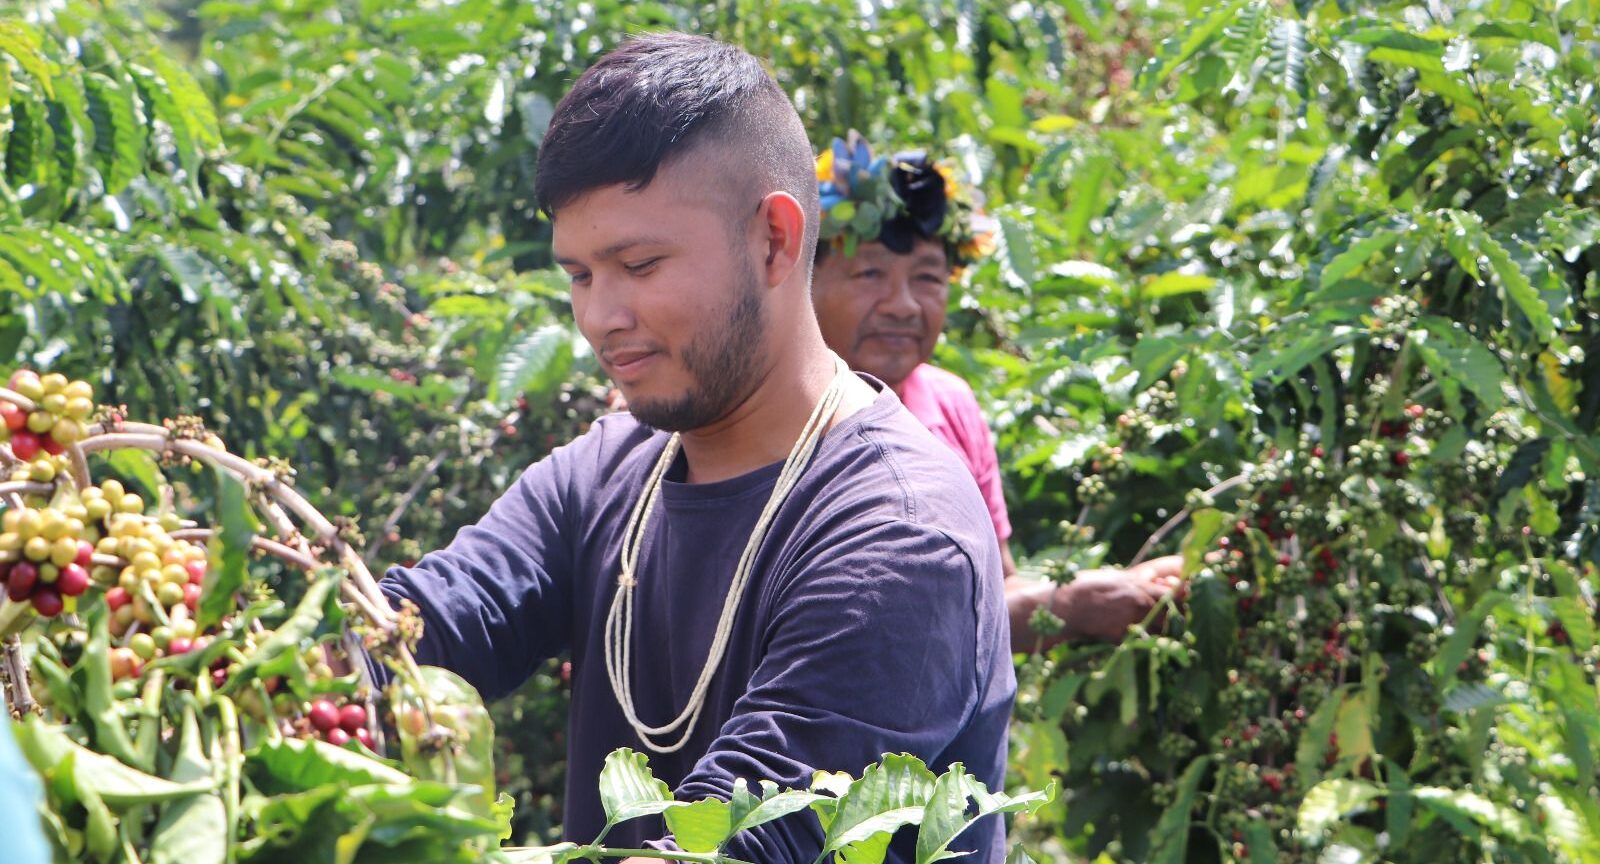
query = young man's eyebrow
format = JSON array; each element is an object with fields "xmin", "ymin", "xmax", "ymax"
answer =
[{"xmin": 554, "ymin": 236, "xmax": 673, "ymax": 267}]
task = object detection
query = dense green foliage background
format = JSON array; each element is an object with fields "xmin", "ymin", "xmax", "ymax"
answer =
[{"xmin": 2, "ymin": 0, "xmax": 1598, "ymax": 859}]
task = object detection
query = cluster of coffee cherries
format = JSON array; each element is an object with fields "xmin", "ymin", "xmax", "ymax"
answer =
[
  {"xmin": 91, "ymin": 480, "xmax": 210, "ymax": 675},
  {"xmin": 304, "ymin": 697, "xmax": 375, "ymax": 750},
  {"xmin": 100, "ymin": 512, "xmax": 207, "ymax": 626},
  {"xmin": 1, "ymin": 504, "xmax": 96, "ymax": 616},
  {"xmin": 2, "ymin": 370, "xmax": 94, "ymax": 463},
  {"xmin": 104, "ymin": 620, "xmax": 219, "ymax": 682}
]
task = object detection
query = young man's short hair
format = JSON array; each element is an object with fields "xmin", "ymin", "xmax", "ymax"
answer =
[{"xmin": 535, "ymin": 33, "xmax": 819, "ymax": 267}]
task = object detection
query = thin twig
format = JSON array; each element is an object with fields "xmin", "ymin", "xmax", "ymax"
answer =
[
  {"xmin": 168, "ymin": 528, "xmax": 323, "ymax": 571},
  {"xmin": 1129, "ymin": 474, "xmax": 1251, "ymax": 566},
  {"xmin": 2, "ymin": 635, "xmax": 35, "ymax": 717},
  {"xmin": 67, "ymin": 441, "xmax": 92, "ymax": 491},
  {"xmin": 378, "ymin": 447, "xmax": 449, "ymax": 540},
  {"xmin": 0, "ymin": 388, "xmax": 35, "ymax": 412},
  {"xmin": 0, "ymin": 480, "xmax": 56, "ymax": 498}
]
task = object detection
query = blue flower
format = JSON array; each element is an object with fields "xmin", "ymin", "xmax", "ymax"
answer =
[
  {"xmin": 819, "ymin": 182, "xmax": 845, "ymax": 211},
  {"xmin": 830, "ymin": 138, "xmax": 852, "ymax": 188},
  {"xmin": 850, "ymin": 137, "xmax": 874, "ymax": 176}
]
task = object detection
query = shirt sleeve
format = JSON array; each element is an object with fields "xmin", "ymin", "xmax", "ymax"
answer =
[
  {"xmin": 663, "ymin": 520, "xmax": 988, "ymax": 862},
  {"xmin": 376, "ymin": 449, "xmax": 576, "ymax": 701}
]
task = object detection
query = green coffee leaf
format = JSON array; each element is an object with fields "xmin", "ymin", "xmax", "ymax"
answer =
[
  {"xmin": 1299, "ymin": 779, "xmax": 1382, "ymax": 839},
  {"xmin": 815, "ymin": 753, "xmax": 939, "ymax": 864},
  {"xmin": 151, "ymin": 708, "xmax": 226, "ymax": 864},
  {"xmin": 15, "ymin": 716, "xmax": 214, "ymax": 807},
  {"xmin": 1148, "ymin": 756, "xmax": 1210, "ymax": 864},
  {"xmin": 596, "ymin": 748, "xmax": 681, "ymax": 835}
]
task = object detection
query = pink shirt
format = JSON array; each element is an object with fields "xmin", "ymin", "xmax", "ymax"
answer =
[{"xmin": 896, "ymin": 364, "xmax": 1013, "ymax": 543}]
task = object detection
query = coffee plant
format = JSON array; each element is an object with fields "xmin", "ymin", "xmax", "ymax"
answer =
[
  {"xmin": 0, "ymin": 368, "xmax": 518, "ymax": 861},
  {"xmin": 940, "ymin": 0, "xmax": 1600, "ymax": 860}
]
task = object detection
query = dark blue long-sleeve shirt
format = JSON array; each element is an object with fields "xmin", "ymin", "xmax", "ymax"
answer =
[{"xmin": 379, "ymin": 380, "xmax": 1015, "ymax": 861}]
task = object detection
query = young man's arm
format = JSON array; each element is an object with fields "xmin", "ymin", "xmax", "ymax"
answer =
[{"xmin": 377, "ymin": 449, "xmax": 577, "ymax": 701}]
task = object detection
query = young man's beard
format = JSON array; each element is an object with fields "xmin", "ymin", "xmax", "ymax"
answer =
[{"xmin": 628, "ymin": 254, "xmax": 768, "ymax": 434}]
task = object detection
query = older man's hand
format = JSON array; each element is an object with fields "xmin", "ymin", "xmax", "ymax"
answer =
[{"xmin": 1006, "ymin": 555, "xmax": 1185, "ymax": 652}]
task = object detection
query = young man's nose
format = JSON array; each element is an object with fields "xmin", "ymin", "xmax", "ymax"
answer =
[{"xmin": 577, "ymin": 275, "xmax": 638, "ymax": 338}]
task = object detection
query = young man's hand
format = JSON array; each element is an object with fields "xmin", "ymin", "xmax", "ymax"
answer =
[{"xmin": 1005, "ymin": 555, "xmax": 1185, "ymax": 652}]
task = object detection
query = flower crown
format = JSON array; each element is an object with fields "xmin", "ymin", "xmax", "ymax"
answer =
[{"xmin": 815, "ymin": 131, "xmax": 994, "ymax": 265}]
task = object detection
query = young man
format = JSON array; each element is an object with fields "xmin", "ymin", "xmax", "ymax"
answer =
[
  {"xmin": 808, "ymin": 135, "xmax": 1184, "ymax": 652},
  {"xmin": 377, "ymin": 35, "xmax": 1013, "ymax": 863}
]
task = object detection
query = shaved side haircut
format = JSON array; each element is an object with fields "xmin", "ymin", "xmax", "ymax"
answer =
[{"xmin": 535, "ymin": 33, "xmax": 820, "ymax": 277}]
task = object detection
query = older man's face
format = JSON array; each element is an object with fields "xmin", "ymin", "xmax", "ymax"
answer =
[{"xmin": 811, "ymin": 238, "xmax": 950, "ymax": 389}]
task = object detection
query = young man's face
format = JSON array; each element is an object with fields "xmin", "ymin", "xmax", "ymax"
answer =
[
  {"xmin": 553, "ymin": 156, "xmax": 768, "ymax": 432},
  {"xmin": 811, "ymin": 238, "xmax": 950, "ymax": 390}
]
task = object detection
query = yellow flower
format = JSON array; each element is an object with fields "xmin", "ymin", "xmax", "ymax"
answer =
[
  {"xmin": 815, "ymin": 149, "xmax": 835, "ymax": 183},
  {"xmin": 934, "ymin": 162, "xmax": 957, "ymax": 198},
  {"xmin": 960, "ymin": 230, "xmax": 997, "ymax": 261}
]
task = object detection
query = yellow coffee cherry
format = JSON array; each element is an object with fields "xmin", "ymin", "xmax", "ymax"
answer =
[
  {"xmin": 10, "ymin": 373, "xmax": 43, "ymax": 401},
  {"xmin": 0, "ymin": 532, "xmax": 18, "ymax": 553},
  {"xmin": 23, "ymin": 535, "xmax": 50, "ymax": 561},
  {"xmin": 15, "ymin": 509, "xmax": 41, "ymax": 537},
  {"xmin": 157, "ymin": 581, "xmax": 184, "ymax": 607},
  {"xmin": 161, "ymin": 563, "xmax": 188, "ymax": 586},
  {"xmin": 50, "ymin": 537, "xmax": 78, "ymax": 567},
  {"xmin": 101, "ymin": 479, "xmax": 125, "ymax": 500},
  {"xmin": 38, "ymin": 511, "xmax": 66, "ymax": 540},
  {"xmin": 26, "ymin": 411, "xmax": 55, "ymax": 434},
  {"xmin": 63, "ymin": 380, "xmax": 93, "ymax": 402},
  {"xmin": 63, "ymin": 397, "xmax": 94, "ymax": 421},
  {"xmin": 50, "ymin": 418, "xmax": 83, "ymax": 445},
  {"xmin": 39, "ymin": 373, "xmax": 67, "ymax": 393},
  {"xmin": 119, "ymin": 494, "xmax": 143, "ymax": 514},
  {"xmin": 85, "ymin": 498, "xmax": 112, "ymax": 521}
]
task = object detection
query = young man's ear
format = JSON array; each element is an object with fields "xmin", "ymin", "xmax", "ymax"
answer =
[{"xmin": 757, "ymin": 191, "xmax": 807, "ymax": 287}]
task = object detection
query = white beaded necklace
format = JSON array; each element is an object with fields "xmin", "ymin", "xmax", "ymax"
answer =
[{"xmin": 603, "ymin": 359, "xmax": 853, "ymax": 753}]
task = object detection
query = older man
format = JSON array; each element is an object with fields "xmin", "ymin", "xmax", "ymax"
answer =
[{"xmin": 808, "ymin": 134, "xmax": 1183, "ymax": 652}]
